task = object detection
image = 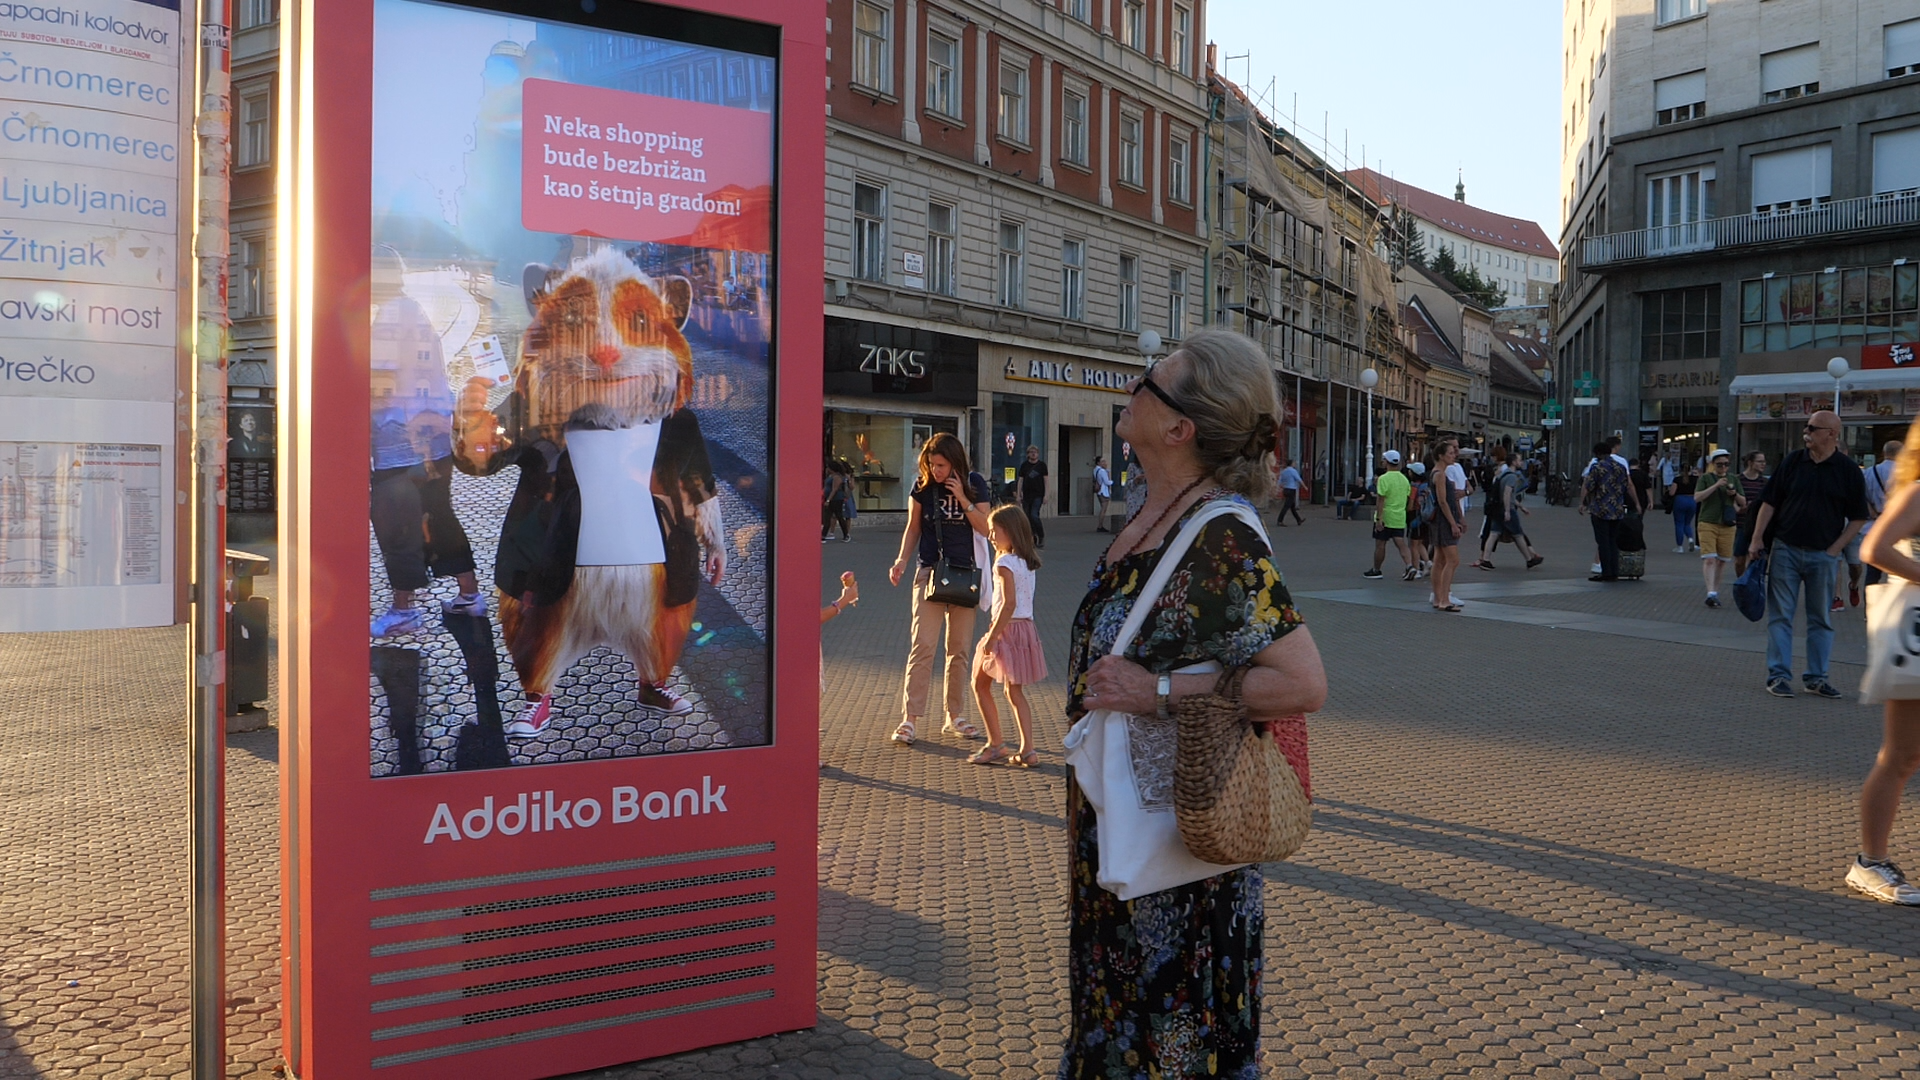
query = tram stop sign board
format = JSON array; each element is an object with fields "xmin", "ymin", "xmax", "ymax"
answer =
[{"xmin": 279, "ymin": 1, "xmax": 825, "ymax": 1077}]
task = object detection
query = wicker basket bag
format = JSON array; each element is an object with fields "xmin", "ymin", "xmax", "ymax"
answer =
[{"xmin": 1172, "ymin": 668, "xmax": 1312, "ymax": 865}]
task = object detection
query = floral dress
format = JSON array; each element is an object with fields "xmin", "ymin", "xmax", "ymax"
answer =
[{"xmin": 1059, "ymin": 492, "xmax": 1305, "ymax": 1080}]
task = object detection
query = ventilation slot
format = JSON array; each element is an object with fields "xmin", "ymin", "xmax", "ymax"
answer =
[{"xmin": 367, "ymin": 843, "xmax": 778, "ymax": 1068}]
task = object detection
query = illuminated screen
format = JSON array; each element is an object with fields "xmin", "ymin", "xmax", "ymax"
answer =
[{"xmin": 367, "ymin": 0, "xmax": 778, "ymax": 776}]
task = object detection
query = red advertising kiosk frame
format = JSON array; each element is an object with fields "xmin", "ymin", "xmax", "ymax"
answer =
[{"xmin": 276, "ymin": 0, "xmax": 823, "ymax": 1075}]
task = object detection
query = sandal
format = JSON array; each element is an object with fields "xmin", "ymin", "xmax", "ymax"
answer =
[
  {"xmin": 890, "ymin": 718, "xmax": 917, "ymax": 746},
  {"xmin": 1006, "ymin": 749, "xmax": 1037, "ymax": 768},
  {"xmin": 942, "ymin": 716, "xmax": 981, "ymax": 740},
  {"xmin": 1438, "ymin": 604, "xmax": 1463, "ymax": 613},
  {"xmin": 966, "ymin": 744, "xmax": 1012, "ymax": 765}
]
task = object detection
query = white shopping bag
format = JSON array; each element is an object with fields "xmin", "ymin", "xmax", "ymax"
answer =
[
  {"xmin": 1062, "ymin": 500, "xmax": 1269, "ymax": 901},
  {"xmin": 1862, "ymin": 579, "xmax": 1920, "ymax": 704}
]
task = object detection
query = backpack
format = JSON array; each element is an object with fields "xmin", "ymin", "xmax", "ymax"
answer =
[{"xmin": 1415, "ymin": 481, "xmax": 1436, "ymax": 524}]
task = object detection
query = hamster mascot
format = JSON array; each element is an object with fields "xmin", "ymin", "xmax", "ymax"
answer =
[{"xmin": 452, "ymin": 247, "xmax": 726, "ymax": 738}]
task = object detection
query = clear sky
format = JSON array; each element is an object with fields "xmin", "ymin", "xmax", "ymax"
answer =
[{"xmin": 1206, "ymin": 0, "xmax": 1563, "ymax": 239}]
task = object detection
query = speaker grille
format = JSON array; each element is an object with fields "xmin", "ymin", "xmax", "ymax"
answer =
[{"xmin": 367, "ymin": 843, "xmax": 778, "ymax": 1068}]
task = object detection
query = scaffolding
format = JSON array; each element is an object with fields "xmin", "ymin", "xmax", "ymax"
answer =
[{"xmin": 1208, "ymin": 63, "xmax": 1404, "ymax": 496}]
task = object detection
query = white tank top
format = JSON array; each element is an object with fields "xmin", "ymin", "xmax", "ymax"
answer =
[
  {"xmin": 995, "ymin": 553, "xmax": 1035, "ymax": 619},
  {"xmin": 567, "ymin": 424, "xmax": 665, "ymax": 566}
]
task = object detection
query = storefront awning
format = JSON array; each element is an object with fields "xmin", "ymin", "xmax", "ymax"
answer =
[{"xmin": 1729, "ymin": 369, "xmax": 1920, "ymax": 395}]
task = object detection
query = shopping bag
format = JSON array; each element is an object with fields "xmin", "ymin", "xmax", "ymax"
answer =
[
  {"xmin": 1733, "ymin": 553, "xmax": 1768, "ymax": 622},
  {"xmin": 1062, "ymin": 499, "xmax": 1268, "ymax": 900},
  {"xmin": 1861, "ymin": 580, "xmax": 1920, "ymax": 704}
]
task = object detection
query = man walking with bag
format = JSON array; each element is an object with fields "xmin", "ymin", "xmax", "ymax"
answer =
[{"xmin": 1749, "ymin": 410, "xmax": 1870, "ymax": 699}]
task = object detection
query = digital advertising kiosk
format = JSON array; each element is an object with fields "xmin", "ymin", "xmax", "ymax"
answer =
[{"xmin": 276, "ymin": 0, "xmax": 823, "ymax": 1074}]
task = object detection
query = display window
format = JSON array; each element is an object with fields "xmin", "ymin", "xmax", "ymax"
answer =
[{"xmin": 368, "ymin": 0, "xmax": 777, "ymax": 775}]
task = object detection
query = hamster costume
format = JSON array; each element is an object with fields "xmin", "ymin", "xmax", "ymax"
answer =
[{"xmin": 452, "ymin": 248, "xmax": 724, "ymax": 734}]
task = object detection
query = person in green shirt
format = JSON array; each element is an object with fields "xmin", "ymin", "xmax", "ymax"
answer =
[{"xmin": 1366, "ymin": 450, "xmax": 1414, "ymax": 579}]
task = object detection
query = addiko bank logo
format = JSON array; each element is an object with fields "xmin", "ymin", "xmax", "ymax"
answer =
[{"xmin": 0, "ymin": 4, "xmax": 173, "ymax": 44}]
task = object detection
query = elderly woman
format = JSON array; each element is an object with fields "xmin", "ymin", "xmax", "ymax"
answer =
[{"xmin": 1063, "ymin": 329, "xmax": 1328, "ymax": 1078}]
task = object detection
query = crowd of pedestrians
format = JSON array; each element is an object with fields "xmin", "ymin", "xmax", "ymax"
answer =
[{"xmin": 814, "ymin": 329, "xmax": 1920, "ymax": 1078}]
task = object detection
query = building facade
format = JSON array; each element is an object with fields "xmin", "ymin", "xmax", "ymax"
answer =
[
  {"xmin": 1561, "ymin": 0, "xmax": 1920, "ymax": 474},
  {"xmin": 1350, "ymin": 169, "xmax": 1562, "ymax": 308},
  {"xmin": 1207, "ymin": 77, "xmax": 1406, "ymax": 501},
  {"xmin": 825, "ymin": 0, "xmax": 1211, "ymax": 518}
]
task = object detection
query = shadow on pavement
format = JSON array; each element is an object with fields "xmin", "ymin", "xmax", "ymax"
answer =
[
  {"xmin": 1274, "ymin": 837, "xmax": 1920, "ymax": 1034},
  {"xmin": 819, "ymin": 766, "xmax": 1065, "ymax": 830},
  {"xmin": 818, "ymin": 886, "xmax": 973, "ymax": 994},
  {"xmin": 566, "ymin": 1015, "xmax": 974, "ymax": 1079}
]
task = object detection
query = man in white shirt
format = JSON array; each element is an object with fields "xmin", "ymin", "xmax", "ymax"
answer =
[{"xmin": 1859, "ymin": 440, "xmax": 1902, "ymax": 590}]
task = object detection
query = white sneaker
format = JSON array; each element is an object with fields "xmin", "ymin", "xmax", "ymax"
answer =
[
  {"xmin": 1449, "ymin": 595, "xmax": 1464, "ymax": 607},
  {"xmin": 1847, "ymin": 856, "xmax": 1920, "ymax": 904},
  {"xmin": 1673, "ymin": 545, "xmax": 1688, "ymax": 554},
  {"xmin": 371, "ymin": 607, "xmax": 426, "ymax": 638},
  {"xmin": 504, "ymin": 695, "xmax": 553, "ymax": 739},
  {"xmin": 442, "ymin": 592, "xmax": 489, "ymax": 617},
  {"xmin": 1591, "ymin": 563, "xmax": 1603, "ymax": 575}
]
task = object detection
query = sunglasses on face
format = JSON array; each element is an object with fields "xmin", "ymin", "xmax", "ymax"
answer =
[
  {"xmin": 1128, "ymin": 363, "xmax": 1186, "ymax": 416},
  {"xmin": 1805, "ymin": 425, "xmax": 1839, "ymax": 435}
]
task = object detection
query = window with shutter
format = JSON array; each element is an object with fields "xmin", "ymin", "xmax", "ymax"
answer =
[
  {"xmin": 1654, "ymin": 70, "xmax": 1706, "ymax": 126},
  {"xmin": 1873, "ymin": 127, "xmax": 1920, "ymax": 198},
  {"xmin": 1887, "ymin": 20, "xmax": 1920, "ymax": 78},
  {"xmin": 1751, "ymin": 144, "xmax": 1832, "ymax": 215},
  {"xmin": 1761, "ymin": 44, "xmax": 1820, "ymax": 103}
]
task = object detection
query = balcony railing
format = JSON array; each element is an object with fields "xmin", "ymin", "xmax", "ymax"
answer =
[{"xmin": 1582, "ymin": 191, "xmax": 1920, "ymax": 268}]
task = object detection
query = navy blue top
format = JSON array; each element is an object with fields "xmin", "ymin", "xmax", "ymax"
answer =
[{"xmin": 911, "ymin": 471, "xmax": 990, "ymax": 569}]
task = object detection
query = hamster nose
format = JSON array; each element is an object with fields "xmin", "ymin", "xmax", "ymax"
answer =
[{"xmin": 588, "ymin": 345, "xmax": 621, "ymax": 372}]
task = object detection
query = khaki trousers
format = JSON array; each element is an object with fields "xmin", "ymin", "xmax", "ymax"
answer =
[{"xmin": 901, "ymin": 566, "xmax": 979, "ymax": 722}]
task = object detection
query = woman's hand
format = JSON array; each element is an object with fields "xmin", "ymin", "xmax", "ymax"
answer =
[
  {"xmin": 840, "ymin": 571, "xmax": 859, "ymax": 607},
  {"xmin": 1081, "ymin": 655, "xmax": 1156, "ymax": 715},
  {"xmin": 943, "ymin": 472, "xmax": 969, "ymax": 503},
  {"xmin": 889, "ymin": 558, "xmax": 908, "ymax": 587}
]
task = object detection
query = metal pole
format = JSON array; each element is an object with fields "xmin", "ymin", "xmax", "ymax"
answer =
[
  {"xmin": 189, "ymin": 0, "xmax": 232, "ymax": 1076},
  {"xmin": 1365, "ymin": 387, "xmax": 1375, "ymax": 487}
]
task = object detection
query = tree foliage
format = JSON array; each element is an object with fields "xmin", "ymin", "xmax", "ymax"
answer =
[
  {"xmin": 1425, "ymin": 243, "xmax": 1507, "ymax": 309},
  {"xmin": 1389, "ymin": 206, "xmax": 1427, "ymax": 269}
]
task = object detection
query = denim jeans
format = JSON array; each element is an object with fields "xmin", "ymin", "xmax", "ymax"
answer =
[
  {"xmin": 1765, "ymin": 541, "xmax": 1839, "ymax": 684},
  {"xmin": 1672, "ymin": 494, "xmax": 1697, "ymax": 547}
]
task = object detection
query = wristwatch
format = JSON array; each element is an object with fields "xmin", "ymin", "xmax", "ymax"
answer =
[{"xmin": 1155, "ymin": 673, "xmax": 1173, "ymax": 720}]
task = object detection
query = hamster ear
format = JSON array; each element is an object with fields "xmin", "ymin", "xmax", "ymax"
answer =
[
  {"xmin": 661, "ymin": 276, "xmax": 693, "ymax": 330},
  {"xmin": 522, "ymin": 264, "xmax": 556, "ymax": 314}
]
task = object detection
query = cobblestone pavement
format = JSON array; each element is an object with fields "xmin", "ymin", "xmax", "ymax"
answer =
[{"xmin": 3, "ymin": 500, "xmax": 1919, "ymax": 1078}]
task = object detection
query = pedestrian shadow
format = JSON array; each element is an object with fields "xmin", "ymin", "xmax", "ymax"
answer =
[
  {"xmin": 560, "ymin": 1015, "xmax": 973, "ymax": 1078},
  {"xmin": 0, "ymin": 1017, "xmax": 45, "ymax": 1078},
  {"xmin": 1284, "ymin": 800, "xmax": 1920, "ymax": 1022},
  {"xmin": 227, "ymin": 726, "xmax": 278, "ymax": 764},
  {"xmin": 818, "ymin": 766, "xmax": 1065, "ymax": 830},
  {"xmin": 817, "ymin": 887, "xmax": 973, "ymax": 995}
]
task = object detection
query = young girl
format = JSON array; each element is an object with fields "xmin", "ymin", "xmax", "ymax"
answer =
[{"xmin": 967, "ymin": 506, "xmax": 1047, "ymax": 766}]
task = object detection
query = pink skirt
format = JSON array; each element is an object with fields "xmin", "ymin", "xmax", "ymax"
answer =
[{"xmin": 973, "ymin": 619, "xmax": 1048, "ymax": 686}]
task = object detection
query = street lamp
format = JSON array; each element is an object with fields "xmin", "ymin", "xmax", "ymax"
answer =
[
  {"xmin": 1136, "ymin": 329, "xmax": 1163, "ymax": 359},
  {"xmin": 1827, "ymin": 355, "xmax": 1849, "ymax": 413},
  {"xmin": 1360, "ymin": 367, "xmax": 1379, "ymax": 487}
]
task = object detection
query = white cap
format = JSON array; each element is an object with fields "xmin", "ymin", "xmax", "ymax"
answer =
[
  {"xmin": 1708, "ymin": 448, "xmax": 1731, "ymax": 461},
  {"xmin": 1409, "ymin": 461, "xmax": 1427, "ymax": 475},
  {"xmin": 1382, "ymin": 450, "xmax": 1403, "ymax": 464}
]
